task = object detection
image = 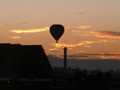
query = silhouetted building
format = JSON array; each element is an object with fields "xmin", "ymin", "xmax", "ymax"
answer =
[{"xmin": 0, "ymin": 44, "xmax": 52, "ymax": 78}]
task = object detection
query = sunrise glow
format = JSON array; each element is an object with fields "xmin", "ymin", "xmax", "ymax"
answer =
[
  {"xmin": 11, "ymin": 27, "xmax": 49, "ymax": 34},
  {"xmin": 0, "ymin": 0, "xmax": 119, "ymax": 58}
]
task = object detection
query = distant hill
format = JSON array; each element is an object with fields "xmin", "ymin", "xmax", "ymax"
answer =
[{"xmin": 48, "ymin": 55, "xmax": 120, "ymax": 71}]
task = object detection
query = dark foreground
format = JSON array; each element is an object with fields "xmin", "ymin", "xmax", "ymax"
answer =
[
  {"xmin": 0, "ymin": 68, "xmax": 120, "ymax": 90},
  {"xmin": 0, "ymin": 44, "xmax": 119, "ymax": 89}
]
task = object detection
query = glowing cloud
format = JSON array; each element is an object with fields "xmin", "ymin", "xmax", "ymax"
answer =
[
  {"xmin": 90, "ymin": 31, "xmax": 120, "ymax": 40},
  {"xmin": 71, "ymin": 25, "xmax": 92, "ymax": 30},
  {"xmin": 54, "ymin": 41, "xmax": 94, "ymax": 48},
  {"xmin": 11, "ymin": 27, "xmax": 49, "ymax": 34},
  {"xmin": 49, "ymin": 40, "xmax": 109, "ymax": 52},
  {"xmin": 77, "ymin": 25, "xmax": 92, "ymax": 29},
  {"xmin": 72, "ymin": 29, "xmax": 120, "ymax": 40}
]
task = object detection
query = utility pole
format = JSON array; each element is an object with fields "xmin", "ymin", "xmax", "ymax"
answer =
[{"xmin": 64, "ymin": 47, "xmax": 68, "ymax": 71}]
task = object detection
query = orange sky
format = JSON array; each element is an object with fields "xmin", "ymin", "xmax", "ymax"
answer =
[{"xmin": 0, "ymin": 0, "xmax": 120, "ymax": 57}]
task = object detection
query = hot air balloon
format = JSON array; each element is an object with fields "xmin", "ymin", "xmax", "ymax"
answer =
[{"xmin": 50, "ymin": 24, "xmax": 64, "ymax": 43}]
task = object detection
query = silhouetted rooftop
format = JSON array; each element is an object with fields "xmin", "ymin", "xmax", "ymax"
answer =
[{"xmin": 0, "ymin": 43, "xmax": 52, "ymax": 78}]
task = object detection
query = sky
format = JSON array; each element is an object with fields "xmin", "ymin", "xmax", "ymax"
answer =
[{"xmin": 0, "ymin": 0, "xmax": 120, "ymax": 57}]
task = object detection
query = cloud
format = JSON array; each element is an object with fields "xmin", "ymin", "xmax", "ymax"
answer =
[
  {"xmin": 49, "ymin": 41, "xmax": 93, "ymax": 51},
  {"xmin": 55, "ymin": 41, "xmax": 94, "ymax": 48},
  {"xmin": 70, "ymin": 25, "xmax": 92, "ymax": 31},
  {"xmin": 49, "ymin": 40, "xmax": 109, "ymax": 51},
  {"xmin": 99, "ymin": 31, "xmax": 120, "ymax": 36},
  {"xmin": 90, "ymin": 31, "xmax": 120, "ymax": 40},
  {"xmin": 71, "ymin": 26, "xmax": 120, "ymax": 40},
  {"xmin": 77, "ymin": 25, "xmax": 92, "ymax": 29},
  {"xmin": 11, "ymin": 27, "xmax": 49, "ymax": 34}
]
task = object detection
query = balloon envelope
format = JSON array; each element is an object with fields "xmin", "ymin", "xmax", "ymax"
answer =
[{"xmin": 50, "ymin": 24, "xmax": 64, "ymax": 43}]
